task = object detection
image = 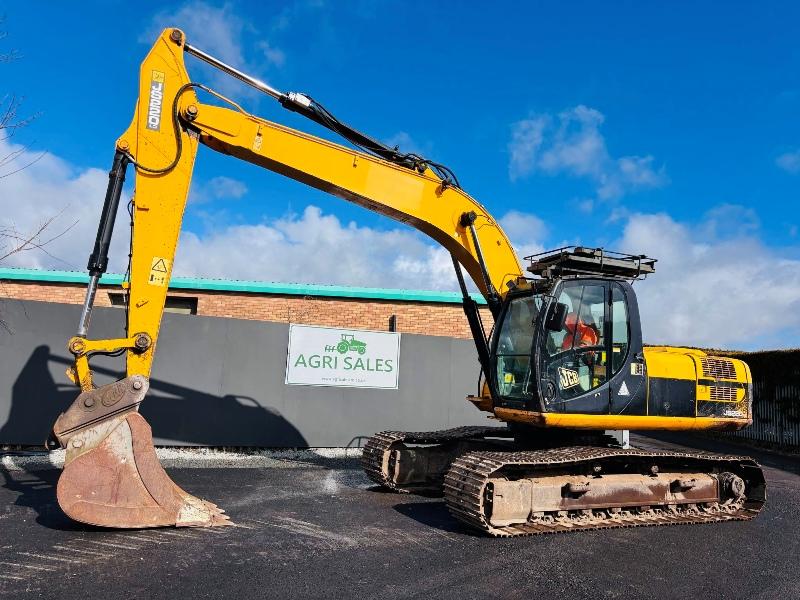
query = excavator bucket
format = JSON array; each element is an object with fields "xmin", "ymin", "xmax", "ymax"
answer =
[{"xmin": 50, "ymin": 376, "xmax": 230, "ymax": 528}]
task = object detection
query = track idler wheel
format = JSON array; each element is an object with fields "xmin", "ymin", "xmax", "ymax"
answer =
[{"xmin": 51, "ymin": 376, "xmax": 230, "ymax": 528}]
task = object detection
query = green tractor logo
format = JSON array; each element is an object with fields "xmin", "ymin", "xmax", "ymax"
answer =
[{"xmin": 335, "ymin": 334, "xmax": 367, "ymax": 355}]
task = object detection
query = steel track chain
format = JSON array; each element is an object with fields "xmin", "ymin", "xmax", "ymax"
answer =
[
  {"xmin": 443, "ymin": 447, "xmax": 765, "ymax": 537},
  {"xmin": 361, "ymin": 426, "xmax": 513, "ymax": 492}
]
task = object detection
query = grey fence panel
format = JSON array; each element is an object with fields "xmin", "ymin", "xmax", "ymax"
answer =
[
  {"xmin": 8, "ymin": 301, "xmax": 795, "ymax": 450},
  {"xmin": 732, "ymin": 383, "xmax": 800, "ymax": 449},
  {"xmin": 0, "ymin": 300, "xmax": 490, "ymax": 447}
]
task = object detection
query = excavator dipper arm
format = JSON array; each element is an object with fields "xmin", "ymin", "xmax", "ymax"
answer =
[{"xmin": 51, "ymin": 28, "xmax": 522, "ymax": 529}]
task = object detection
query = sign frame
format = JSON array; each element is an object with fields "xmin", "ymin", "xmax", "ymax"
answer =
[{"xmin": 285, "ymin": 324, "xmax": 401, "ymax": 389}]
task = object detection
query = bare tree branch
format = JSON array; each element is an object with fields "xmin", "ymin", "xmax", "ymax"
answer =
[
  {"xmin": 0, "ymin": 149, "xmax": 45, "ymax": 178},
  {"xmin": 1, "ymin": 14, "xmax": 51, "ymax": 263},
  {"xmin": 0, "ymin": 15, "xmax": 75, "ymax": 336},
  {"xmin": 0, "ymin": 25, "xmax": 20, "ymax": 63},
  {"xmin": 0, "ymin": 209, "xmax": 79, "ymax": 263},
  {"xmin": 0, "ymin": 17, "xmax": 40, "ymax": 178},
  {"xmin": 1, "ymin": 93, "xmax": 39, "ymax": 140}
]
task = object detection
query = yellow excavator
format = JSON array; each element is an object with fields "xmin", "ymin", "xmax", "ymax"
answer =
[{"xmin": 48, "ymin": 28, "xmax": 765, "ymax": 534}]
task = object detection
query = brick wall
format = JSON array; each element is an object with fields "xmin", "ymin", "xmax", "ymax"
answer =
[{"xmin": 0, "ymin": 280, "xmax": 494, "ymax": 339}]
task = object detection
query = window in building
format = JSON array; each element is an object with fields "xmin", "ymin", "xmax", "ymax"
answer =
[{"xmin": 108, "ymin": 293, "xmax": 198, "ymax": 315}]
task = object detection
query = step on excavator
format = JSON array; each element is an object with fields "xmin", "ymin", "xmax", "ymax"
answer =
[{"xmin": 48, "ymin": 28, "xmax": 765, "ymax": 533}]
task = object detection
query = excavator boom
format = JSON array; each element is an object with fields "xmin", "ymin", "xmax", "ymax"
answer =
[{"xmin": 52, "ymin": 28, "xmax": 522, "ymax": 529}]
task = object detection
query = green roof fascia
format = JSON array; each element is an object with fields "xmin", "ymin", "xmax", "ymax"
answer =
[{"xmin": 0, "ymin": 267, "xmax": 486, "ymax": 305}]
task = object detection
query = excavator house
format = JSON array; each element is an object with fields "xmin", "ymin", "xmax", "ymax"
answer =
[{"xmin": 48, "ymin": 28, "xmax": 765, "ymax": 535}]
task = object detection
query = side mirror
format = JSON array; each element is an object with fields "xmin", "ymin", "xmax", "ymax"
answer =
[{"xmin": 545, "ymin": 302, "xmax": 568, "ymax": 332}]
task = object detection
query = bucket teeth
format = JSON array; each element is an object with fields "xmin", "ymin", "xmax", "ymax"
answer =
[
  {"xmin": 54, "ymin": 388, "xmax": 230, "ymax": 529},
  {"xmin": 173, "ymin": 486, "xmax": 232, "ymax": 528}
]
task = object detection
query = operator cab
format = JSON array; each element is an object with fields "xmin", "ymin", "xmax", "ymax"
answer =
[{"xmin": 490, "ymin": 247, "xmax": 655, "ymax": 417}]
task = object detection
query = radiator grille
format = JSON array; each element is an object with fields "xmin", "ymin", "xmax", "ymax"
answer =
[
  {"xmin": 701, "ymin": 357, "xmax": 737, "ymax": 380},
  {"xmin": 710, "ymin": 386, "xmax": 737, "ymax": 401}
]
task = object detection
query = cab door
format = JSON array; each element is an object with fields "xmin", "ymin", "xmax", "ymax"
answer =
[
  {"xmin": 538, "ymin": 280, "xmax": 610, "ymax": 414},
  {"xmin": 536, "ymin": 279, "xmax": 646, "ymax": 415},
  {"xmin": 607, "ymin": 282, "xmax": 646, "ymax": 414}
]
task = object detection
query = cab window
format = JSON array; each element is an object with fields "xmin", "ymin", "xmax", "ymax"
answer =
[
  {"xmin": 495, "ymin": 295, "xmax": 540, "ymax": 399},
  {"xmin": 610, "ymin": 283, "xmax": 630, "ymax": 374},
  {"xmin": 542, "ymin": 283, "xmax": 608, "ymax": 402}
]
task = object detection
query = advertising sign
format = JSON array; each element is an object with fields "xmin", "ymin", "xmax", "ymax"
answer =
[{"xmin": 285, "ymin": 324, "xmax": 401, "ymax": 389}]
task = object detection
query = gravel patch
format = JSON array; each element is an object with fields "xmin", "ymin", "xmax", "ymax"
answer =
[{"xmin": 1, "ymin": 447, "xmax": 363, "ymax": 471}]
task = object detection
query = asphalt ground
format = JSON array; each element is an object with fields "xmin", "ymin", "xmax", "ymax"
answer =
[{"xmin": 1, "ymin": 434, "xmax": 798, "ymax": 600}]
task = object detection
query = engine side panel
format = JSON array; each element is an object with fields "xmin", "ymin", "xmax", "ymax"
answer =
[
  {"xmin": 648, "ymin": 377, "xmax": 697, "ymax": 416},
  {"xmin": 644, "ymin": 348, "xmax": 698, "ymax": 417},
  {"xmin": 644, "ymin": 347, "xmax": 752, "ymax": 423}
]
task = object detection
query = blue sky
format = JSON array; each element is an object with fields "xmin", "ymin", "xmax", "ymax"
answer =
[{"xmin": 2, "ymin": 1, "xmax": 800, "ymax": 349}]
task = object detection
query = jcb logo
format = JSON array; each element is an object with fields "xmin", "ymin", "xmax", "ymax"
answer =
[
  {"xmin": 558, "ymin": 367, "xmax": 580, "ymax": 389},
  {"xmin": 146, "ymin": 70, "xmax": 165, "ymax": 131}
]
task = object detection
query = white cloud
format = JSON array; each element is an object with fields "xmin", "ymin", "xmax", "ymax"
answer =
[
  {"xmin": 614, "ymin": 155, "xmax": 665, "ymax": 191},
  {"xmin": 619, "ymin": 209, "xmax": 800, "ymax": 350},
  {"xmin": 508, "ymin": 105, "xmax": 668, "ymax": 200},
  {"xmin": 139, "ymin": 2, "xmax": 284, "ymax": 97},
  {"xmin": 699, "ymin": 204, "xmax": 760, "ymax": 239},
  {"xmin": 175, "ymin": 205, "xmax": 461, "ymax": 290},
  {"xmin": 189, "ymin": 175, "xmax": 248, "ymax": 205},
  {"xmin": 0, "ymin": 137, "xmax": 544, "ymax": 294},
  {"xmin": 140, "ymin": 2, "xmax": 245, "ymax": 66},
  {"xmin": 270, "ymin": 0, "xmax": 327, "ymax": 33},
  {"xmin": 173, "ymin": 205, "xmax": 549, "ymax": 292},
  {"xmin": 383, "ymin": 132, "xmax": 432, "ymax": 157},
  {"xmin": 576, "ymin": 198, "xmax": 594, "ymax": 214},
  {"xmin": 258, "ymin": 41, "xmax": 286, "ymax": 68},
  {"xmin": 538, "ymin": 106, "xmax": 607, "ymax": 178},
  {"xmin": 776, "ymin": 150, "xmax": 800, "ymax": 174},
  {"xmin": 498, "ymin": 210, "xmax": 547, "ymax": 259},
  {"xmin": 6, "ymin": 139, "xmax": 796, "ymax": 351},
  {"xmin": 0, "ymin": 138, "xmax": 129, "ymax": 272},
  {"xmin": 206, "ymin": 175, "xmax": 247, "ymax": 199},
  {"xmin": 508, "ymin": 117, "xmax": 547, "ymax": 181}
]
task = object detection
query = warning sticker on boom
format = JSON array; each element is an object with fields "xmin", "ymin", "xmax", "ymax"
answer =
[{"xmin": 148, "ymin": 256, "xmax": 170, "ymax": 287}]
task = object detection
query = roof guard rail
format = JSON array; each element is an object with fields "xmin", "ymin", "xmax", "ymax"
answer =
[{"xmin": 524, "ymin": 246, "xmax": 657, "ymax": 281}]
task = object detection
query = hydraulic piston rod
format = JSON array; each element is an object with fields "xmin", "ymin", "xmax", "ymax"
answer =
[
  {"xmin": 184, "ymin": 41, "xmax": 283, "ymax": 100},
  {"xmin": 460, "ymin": 211, "xmax": 502, "ymax": 317},
  {"xmin": 77, "ymin": 151, "xmax": 129, "ymax": 337}
]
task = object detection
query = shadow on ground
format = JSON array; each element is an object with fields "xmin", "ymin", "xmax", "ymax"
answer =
[
  {"xmin": 393, "ymin": 501, "xmax": 480, "ymax": 536},
  {"xmin": 0, "ymin": 466, "xmax": 90, "ymax": 531},
  {"xmin": 638, "ymin": 431, "xmax": 800, "ymax": 475},
  {"xmin": 0, "ymin": 345, "xmax": 313, "ymax": 530}
]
